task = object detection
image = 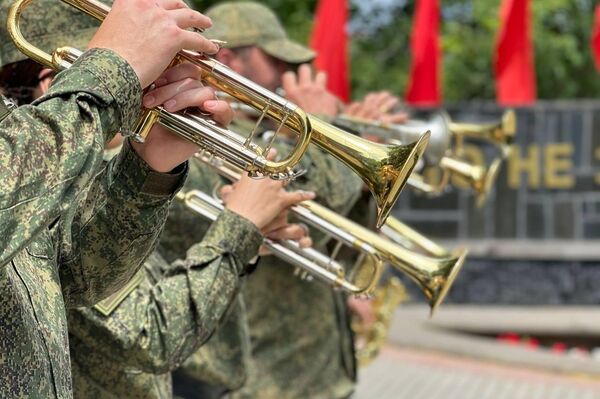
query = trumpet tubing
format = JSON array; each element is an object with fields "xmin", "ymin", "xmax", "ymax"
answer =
[{"xmin": 382, "ymin": 216, "xmax": 450, "ymax": 258}]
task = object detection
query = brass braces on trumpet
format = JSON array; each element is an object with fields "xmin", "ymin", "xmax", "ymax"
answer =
[
  {"xmin": 334, "ymin": 109, "xmax": 515, "ymax": 206},
  {"xmin": 7, "ymin": 0, "xmax": 431, "ymax": 228}
]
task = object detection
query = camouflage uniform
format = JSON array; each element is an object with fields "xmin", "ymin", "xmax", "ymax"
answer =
[
  {"xmin": 198, "ymin": 4, "xmax": 363, "ymax": 399},
  {"xmin": 68, "ymin": 154, "xmax": 263, "ymax": 399},
  {"xmin": 229, "ymin": 155, "xmax": 361, "ymax": 399},
  {"xmin": 0, "ymin": 3, "xmax": 185, "ymax": 396}
]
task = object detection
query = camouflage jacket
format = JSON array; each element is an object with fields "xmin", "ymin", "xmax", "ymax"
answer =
[
  {"xmin": 154, "ymin": 116, "xmax": 362, "ymax": 398},
  {"xmin": 68, "ymin": 158, "xmax": 263, "ymax": 399},
  {"xmin": 171, "ymin": 138, "xmax": 362, "ymax": 398},
  {"xmin": 227, "ymin": 143, "xmax": 362, "ymax": 399},
  {"xmin": 0, "ymin": 49, "xmax": 182, "ymax": 398}
]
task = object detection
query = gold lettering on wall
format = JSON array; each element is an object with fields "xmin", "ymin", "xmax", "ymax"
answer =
[
  {"xmin": 544, "ymin": 143, "xmax": 574, "ymax": 189},
  {"xmin": 508, "ymin": 145, "xmax": 540, "ymax": 189}
]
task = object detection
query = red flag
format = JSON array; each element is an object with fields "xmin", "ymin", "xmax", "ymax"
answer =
[
  {"xmin": 494, "ymin": 0, "xmax": 536, "ymax": 105},
  {"xmin": 310, "ymin": 0, "xmax": 350, "ymax": 102},
  {"xmin": 592, "ymin": 5, "xmax": 600, "ymax": 71},
  {"xmin": 405, "ymin": 0, "xmax": 441, "ymax": 106}
]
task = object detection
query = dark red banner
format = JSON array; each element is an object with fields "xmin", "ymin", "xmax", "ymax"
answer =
[
  {"xmin": 494, "ymin": 0, "xmax": 537, "ymax": 105},
  {"xmin": 405, "ymin": 0, "xmax": 441, "ymax": 106},
  {"xmin": 310, "ymin": 0, "xmax": 350, "ymax": 102}
]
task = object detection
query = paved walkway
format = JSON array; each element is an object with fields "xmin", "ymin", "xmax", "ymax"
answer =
[{"xmin": 355, "ymin": 345, "xmax": 600, "ymax": 399}]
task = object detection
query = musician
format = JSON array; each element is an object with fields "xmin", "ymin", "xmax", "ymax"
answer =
[
  {"xmin": 0, "ymin": 2, "xmax": 325, "ymax": 399},
  {"xmin": 164, "ymin": 3, "xmax": 371, "ymax": 399},
  {"xmin": 0, "ymin": 0, "xmax": 232, "ymax": 396}
]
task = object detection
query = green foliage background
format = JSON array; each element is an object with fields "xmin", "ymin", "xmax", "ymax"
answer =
[{"xmin": 193, "ymin": 0, "xmax": 600, "ymax": 103}]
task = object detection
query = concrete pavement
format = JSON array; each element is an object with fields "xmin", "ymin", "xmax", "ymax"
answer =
[{"xmin": 355, "ymin": 345, "xmax": 600, "ymax": 399}]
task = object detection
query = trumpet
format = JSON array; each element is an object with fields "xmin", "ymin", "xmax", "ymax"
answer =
[
  {"xmin": 194, "ymin": 153, "xmax": 465, "ymax": 314},
  {"xmin": 7, "ymin": 0, "xmax": 431, "ymax": 228},
  {"xmin": 353, "ymin": 219, "xmax": 468, "ymax": 364},
  {"xmin": 334, "ymin": 113, "xmax": 502, "ymax": 204},
  {"xmin": 353, "ymin": 276, "xmax": 409, "ymax": 366},
  {"xmin": 450, "ymin": 109, "xmax": 516, "ymax": 157},
  {"xmin": 176, "ymin": 188, "xmax": 384, "ymax": 295}
]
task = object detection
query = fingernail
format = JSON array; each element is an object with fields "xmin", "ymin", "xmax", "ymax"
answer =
[
  {"xmin": 155, "ymin": 77, "xmax": 167, "ymax": 86},
  {"xmin": 204, "ymin": 100, "xmax": 218, "ymax": 110},
  {"xmin": 164, "ymin": 99, "xmax": 176, "ymax": 110},
  {"xmin": 206, "ymin": 17, "xmax": 213, "ymax": 27},
  {"xmin": 305, "ymin": 191, "xmax": 316, "ymax": 199},
  {"xmin": 143, "ymin": 95, "xmax": 155, "ymax": 107}
]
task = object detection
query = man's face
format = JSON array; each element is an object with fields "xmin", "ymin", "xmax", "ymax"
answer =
[{"xmin": 228, "ymin": 47, "xmax": 292, "ymax": 92}]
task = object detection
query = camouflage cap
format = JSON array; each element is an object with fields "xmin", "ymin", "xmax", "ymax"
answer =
[
  {"xmin": 205, "ymin": 2, "xmax": 315, "ymax": 64},
  {"xmin": 0, "ymin": 0, "xmax": 102, "ymax": 68}
]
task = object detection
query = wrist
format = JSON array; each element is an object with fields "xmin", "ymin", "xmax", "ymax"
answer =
[{"xmin": 130, "ymin": 140, "xmax": 180, "ymax": 173}]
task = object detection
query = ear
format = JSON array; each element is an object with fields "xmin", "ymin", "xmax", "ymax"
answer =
[
  {"xmin": 215, "ymin": 48, "xmax": 235, "ymax": 65},
  {"xmin": 216, "ymin": 48, "xmax": 244, "ymax": 73},
  {"xmin": 38, "ymin": 77, "xmax": 52, "ymax": 95}
]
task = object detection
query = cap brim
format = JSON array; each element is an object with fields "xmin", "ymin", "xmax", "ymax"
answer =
[
  {"xmin": 261, "ymin": 39, "xmax": 315, "ymax": 64},
  {"xmin": 1, "ymin": 29, "xmax": 96, "ymax": 68}
]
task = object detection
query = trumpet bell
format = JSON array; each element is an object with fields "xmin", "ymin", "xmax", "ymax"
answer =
[
  {"xmin": 440, "ymin": 156, "xmax": 502, "ymax": 206},
  {"xmin": 361, "ymin": 130, "xmax": 431, "ymax": 229},
  {"xmin": 450, "ymin": 109, "xmax": 517, "ymax": 158},
  {"xmin": 426, "ymin": 249, "xmax": 467, "ymax": 316},
  {"xmin": 475, "ymin": 157, "xmax": 502, "ymax": 207}
]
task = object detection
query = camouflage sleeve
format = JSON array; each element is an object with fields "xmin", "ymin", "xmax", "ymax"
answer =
[
  {"xmin": 59, "ymin": 139, "xmax": 187, "ymax": 307},
  {"xmin": 67, "ymin": 209, "xmax": 263, "ymax": 373},
  {"xmin": 0, "ymin": 48, "xmax": 141, "ymax": 266}
]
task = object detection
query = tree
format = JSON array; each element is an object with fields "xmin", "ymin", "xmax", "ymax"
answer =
[{"xmin": 192, "ymin": 0, "xmax": 600, "ymax": 102}]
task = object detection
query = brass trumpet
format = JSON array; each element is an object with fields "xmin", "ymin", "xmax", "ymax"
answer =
[
  {"xmin": 353, "ymin": 276, "xmax": 408, "ymax": 366},
  {"xmin": 176, "ymin": 188, "xmax": 384, "ymax": 295},
  {"xmin": 354, "ymin": 219, "xmax": 468, "ymax": 364},
  {"xmin": 450, "ymin": 109, "xmax": 517, "ymax": 157},
  {"xmin": 334, "ymin": 112, "xmax": 503, "ymax": 205},
  {"xmin": 195, "ymin": 153, "xmax": 465, "ymax": 313},
  {"xmin": 7, "ymin": 0, "xmax": 431, "ymax": 228}
]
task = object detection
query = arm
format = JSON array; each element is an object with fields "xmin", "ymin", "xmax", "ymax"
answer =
[
  {"xmin": 280, "ymin": 64, "xmax": 363, "ymax": 214},
  {"xmin": 58, "ymin": 139, "xmax": 187, "ymax": 307},
  {"xmin": 67, "ymin": 210, "xmax": 262, "ymax": 373},
  {"xmin": 0, "ymin": 48, "xmax": 141, "ymax": 266}
]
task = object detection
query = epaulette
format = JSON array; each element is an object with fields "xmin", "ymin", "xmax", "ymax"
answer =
[
  {"xmin": 94, "ymin": 269, "xmax": 145, "ymax": 316},
  {"xmin": 0, "ymin": 96, "xmax": 16, "ymax": 123}
]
